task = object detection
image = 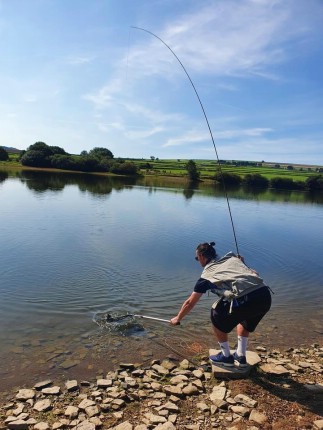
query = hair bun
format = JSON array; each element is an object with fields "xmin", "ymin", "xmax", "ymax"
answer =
[{"xmin": 209, "ymin": 241, "xmax": 215, "ymax": 247}]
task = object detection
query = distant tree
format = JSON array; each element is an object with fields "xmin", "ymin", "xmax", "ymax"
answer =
[
  {"xmin": 243, "ymin": 173, "xmax": 269, "ymax": 189},
  {"xmin": 185, "ymin": 160, "xmax": 200, "ymax": 181},
  {"xmin": 88, "ymin": 147, "xmax": 113, "ymax": 160},
  {"xmin": 27, "ymin": 141, "xmax": 52, "ymax": 157},
  {"xmin": 270, "ymin": 177, "xmax": 304, "ymax": 190},
  {"xmin": 306, "ymin": 175, "xmax": 323, "ymax": 191},
  {"xmin": 50, "ymin": 146, "xmax": 67, "ymax": 155},
  {"xmin": 150, "ymin": 156, "xmax": 155, "ymax": 161},
  {"xmin": 110, "ymin": 161, "xmax": 138, "ymax": 175},
  {"xmin": 0, "ymin": 147, "xmax": 9, "ymax": 161},
  {"xmin": 21, "ymin": 150, "xmax": 51, "ymax": 167},
  {"xmin": 287, "ymin": 165, "xmax": 294, "ymax": 170},
  {"xmin": 50, "ymin": 154, "xmax": 76, "ymax": 170},
  {"xmin": 214, "ymin": 172, "xmax": 241, "ymax": 187},
  {"xmin": 274, "ymin": 164, "xmax": 281, "ymax": 168}
]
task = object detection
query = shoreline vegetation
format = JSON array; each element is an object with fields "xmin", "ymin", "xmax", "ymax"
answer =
[
  {"xmin": 1, "ymin": 142, "xmax": 323, "ymax": 192},
  {"xmin": 1, "ymin": 345, "xmax": 322, "ymax": 430}
]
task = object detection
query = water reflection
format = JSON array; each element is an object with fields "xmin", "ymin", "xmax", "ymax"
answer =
[
  {"xmin": 0, "ymin": 171, "xmax": 8, "ymax": 183},
  {"xmin": 1, "ymin": 168, "xmax": 322, "ymax": 203}
]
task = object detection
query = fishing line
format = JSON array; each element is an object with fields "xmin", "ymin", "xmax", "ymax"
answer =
[{"xmin": 131, "ymin": 26, "xmax": 240, "ymax": 255}]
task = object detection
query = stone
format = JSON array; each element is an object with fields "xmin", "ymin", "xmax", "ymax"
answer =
[
  {"xmin": 234, "ymin": 394, "xmax": 257, "ymax": 408},
  {"xmin": 154, "ymin": 423, "xmax": 176, "ymax": 430},
  {"xmin": 34, "ymin": 380, "xmax": 52, "ymax": 390},
  {"xmin": 85, "ymin": 405, "xmax": 99, "ymax": 418},
  {"xmin": 33, "ymin": 400, "xmax": 52, "ymax": 412},
  {"xmin": 230, "ymin": 405, "xmax": 250, "ymax": 417},
  {"xmin": 196, "ymin": 402, "xmax": 209, "ymax": 412},
  {"xmin": 65, "ymin": 380, "xmax": 79, "ymax": 392},
  {"xmin": 97, "ymin": 378, "xmax": 113, "ymax": 388},
  {"xmin": 249, "ymin": 409, "xmax": 268, "ymax": 425},
  {"xmin": 259, "ymin": 363, "xmax": 289, "ymax": 375},
  {"xmin": 314, "ymin": 420, "xmax": 323, "ymax": 430},
  {"xmin": 34, "ymin": 422, "xmax": 50, "ymax": 430},
  {"xmin": 152, "ymin": 364, "xmax": 169, "ymax": 375},
  {"xmin": 159, "ymin": 402, "xmax": 179, "ymax": 413},
  {"xmin": 42, "ymin": 386, "xmax": 61, "ymax": 395},
  {"xmin": 145, "ymin": 413, "xmax": 167, "ymax": 424},
  {"xmin": 7, "ymin": 420, "xmax": 29, "ymax": 430},
  {"xmin": 16, "ymin": 389, "xmax": 35, "ymax": 401},
  {"xmin": 209, "ymin": 349, "xmax": 257, "ymax": 379},
  {"xmin": 112, "ymin": 422, "xmax": 133, "ymax": 430},
  {"xmin": 78, "ymin": 399, "xmax": 96, "ymax": 410},
  {"xmin": 119, "ymin": 363, "xmax": 135, "ymax": 369},
  {"xmin": 182, "ymin": 384, "xmax": 199, "ymax": 396},
  {"xmin": 169, "ymin": 375, "xmax": 188, "ymax": 384},
  {"xmin": 163, "ymin": 385, "xmax": 183, "ymax": 397},
  {"xmin": 64, "ymin": 406, "xmax": 79, "ymax": 418},
  {"xmin": 210, "ymin": 386, "xmax": 226, "ymax": 401},
  {"xmin": 71, "ymin": 420, "xmax": 95, "ymax": 430},
  {"xmin": 59, "ymin": 359, "xmax": 79, "ymax": 369},
  {"xmin": 179, "ymin": 359, "xmax": 190, "ymax": 369}
]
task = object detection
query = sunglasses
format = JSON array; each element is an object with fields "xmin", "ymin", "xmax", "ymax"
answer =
[{"xmin": 195, "ymin": 255, "xmax": 199, "ymax": 261}]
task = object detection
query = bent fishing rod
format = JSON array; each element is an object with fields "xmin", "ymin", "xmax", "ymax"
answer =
[{"xmin": 131, "ymin": 26, "xmax": 240, "ymax": 256}]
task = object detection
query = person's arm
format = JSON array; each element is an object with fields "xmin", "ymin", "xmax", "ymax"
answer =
[{"xmin": 170, "ymin": 292, "xmax": 202, "ymax": 325}]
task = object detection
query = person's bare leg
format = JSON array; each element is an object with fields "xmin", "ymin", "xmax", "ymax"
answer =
[
  {"xmin": 237, "ymin": 324, "xmax": 249, "ymax": 337},
  {"xmin": 212, "ymin": 325, "xmax": 231, "ymax": 357}
]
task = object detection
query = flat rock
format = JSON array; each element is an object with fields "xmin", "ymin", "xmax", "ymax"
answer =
[
  {"xmin": 209, "ymin": 349, "xmax": 261, "ymax": 379},
  {"xmin": 314, "ymin": 420, "xmax": 323, "ymax": 430},
  {"xmin": 33, "ymin": 399, "xmax": 52, "ymax": 412},
  {"xmin": 259, "ymin": 363, "xmax": 290, "ymax": 375},
  {"xmin": 42, "ymin": 386, "xmax": 61, "ymax": 395},
  {"xmin": 34, "ymin": 380, "xmax": 52, "ymax": 390},
  {"xmin": 7, "ymin": 420, "xmax": 29, "ymax": 430},
  {"xmin": 16, "ymin": 389, "xmax": 35, "ymax": 401}
]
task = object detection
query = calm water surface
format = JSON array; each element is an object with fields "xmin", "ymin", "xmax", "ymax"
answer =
[{"xmin": 0, "ymin": 169, "xmax": 322, "ymax": 390}]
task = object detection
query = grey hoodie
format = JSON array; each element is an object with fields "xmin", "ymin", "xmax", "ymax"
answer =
[{"xmin": 201, "ymin": 252, "xmax": 265, "ymax": 300}]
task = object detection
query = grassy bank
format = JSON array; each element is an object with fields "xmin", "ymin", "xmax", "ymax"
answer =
[
  {"xmin": 126, "ymin": 158, "xmax": 322, "ymax": 182},
  {"xmin": 1, "ymin": 153, "xmax": 322, "ymax": 183}
]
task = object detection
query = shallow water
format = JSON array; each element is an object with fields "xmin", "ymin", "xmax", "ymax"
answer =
[{"xmin": 0, "ymin": 169, "xmax": 322, "ymax": 391}]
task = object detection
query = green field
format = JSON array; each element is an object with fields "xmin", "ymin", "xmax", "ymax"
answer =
[
  {"xmin": 126, "ymin": 158, "xmax": 322, "ymax": 182},
  {"xmin": 1, "ymin": 153, "xmax": 322, "ymax": 183}
]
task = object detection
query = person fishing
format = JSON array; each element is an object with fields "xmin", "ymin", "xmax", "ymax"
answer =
[{"xmin": 170, "ymin": 242, "xmax": 272, "ymax": 367}]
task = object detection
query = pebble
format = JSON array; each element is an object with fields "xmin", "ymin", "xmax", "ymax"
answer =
[{"xmin": 0, "ymin": 345, "xmax": 322, "ymax": 430}]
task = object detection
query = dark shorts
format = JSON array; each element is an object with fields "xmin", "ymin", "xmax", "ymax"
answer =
[{"xmin": 210, "ymin": 286, "xmax": 272, "ymax": 333}]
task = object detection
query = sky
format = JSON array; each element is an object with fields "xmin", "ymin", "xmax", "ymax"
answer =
[{"xmin": 0, "ymin": 0, "xmax": 323, "ymax": 164}]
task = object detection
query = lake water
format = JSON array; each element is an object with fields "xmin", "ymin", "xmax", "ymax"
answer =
[{"xmin": 0, "ymin": 169, "xmax": 322, "ymax": 391}]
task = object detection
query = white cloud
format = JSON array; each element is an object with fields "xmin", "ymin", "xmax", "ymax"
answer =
[
  {"xmin": 125, "ymin": 126, "xmax": 165, "ymax": 140},
  {"xmin": 128, "ymin": 0, "xmax": 315, "ymax": 80},
  {"xmin": 66, "ymin": 55, "xmax": 96, "ymax": 65}
]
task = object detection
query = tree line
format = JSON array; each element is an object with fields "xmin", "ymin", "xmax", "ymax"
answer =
[
  {"xmin": 186, "ymin": 160, "xmax": 323, "ymax": 192},
  {"xmin": 1, "ymin": 145, "xmax": 323, "ymax": 190},
  {"xmin": 15, "ymin": 142, "xmax": 139, "ymax": 175}
]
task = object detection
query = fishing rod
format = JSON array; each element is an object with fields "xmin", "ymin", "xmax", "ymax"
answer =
[{"xmin": 131, "ymin": 26, "xmax": 240, "ymax": 256}]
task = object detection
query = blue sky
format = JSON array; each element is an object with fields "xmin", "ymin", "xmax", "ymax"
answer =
[{"xmin": 1, "ymin": 0, "xmax": 323, "ymax": 164}]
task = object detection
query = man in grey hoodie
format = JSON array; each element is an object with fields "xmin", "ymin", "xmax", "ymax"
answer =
[{"xmin": 170, "ymin": 242, "xmax": 272, "ymax": 367}]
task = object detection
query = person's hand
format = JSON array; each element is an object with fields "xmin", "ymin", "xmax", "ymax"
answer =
[{"xmin": 170, "ymin": 317, "xmax": 180, "ymax": 325}]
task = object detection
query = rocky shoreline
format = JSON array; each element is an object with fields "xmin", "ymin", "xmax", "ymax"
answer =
[{"xmin": 1, "ymin": 345, "xmax": 322, "ymax": 430}]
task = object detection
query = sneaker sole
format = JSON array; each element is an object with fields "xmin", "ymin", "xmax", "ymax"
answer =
[
  {"xmin": 234, "ymin": 360, "xmax": 248, "ymax": 368},
  {"xmin": 209, "ymin": 359, "xmax": 234, "ymax": 367},
  {"xmin": 234, "ymin": 362, "xmax": 248, "ymax": 368}
]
